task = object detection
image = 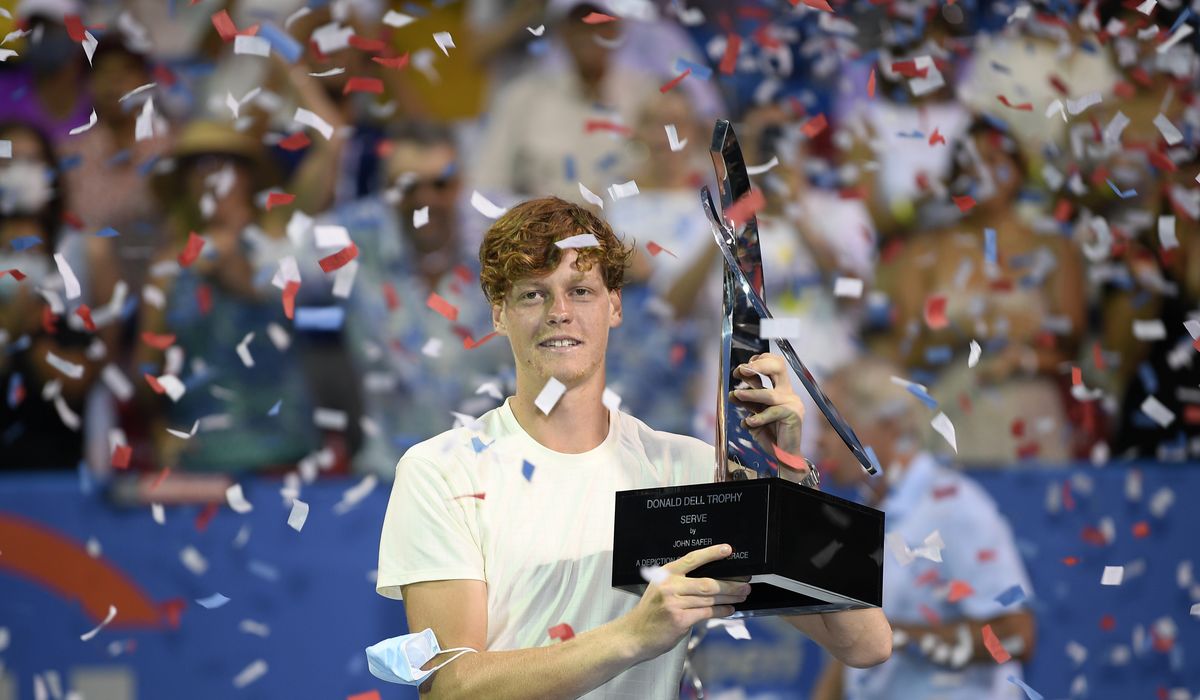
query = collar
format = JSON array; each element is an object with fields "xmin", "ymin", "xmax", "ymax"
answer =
[{"xmin": 880, "ymin": 451, "xmax": 940, "ymax": 521}]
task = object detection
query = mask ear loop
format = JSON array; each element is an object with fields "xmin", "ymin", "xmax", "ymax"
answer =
[{"xmin": 425, "ymin": 647, "xmax": 478, "ymax": 675}]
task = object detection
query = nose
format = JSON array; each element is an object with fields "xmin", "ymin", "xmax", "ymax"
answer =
[{"xmin": 546, "ymin": 293, "xmax": 572, "ymax": 326}]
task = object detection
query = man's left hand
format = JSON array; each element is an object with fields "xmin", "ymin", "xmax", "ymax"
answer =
[{"xmin": 728, "ymin": 353, "xmax": 813, "ymax": 485}]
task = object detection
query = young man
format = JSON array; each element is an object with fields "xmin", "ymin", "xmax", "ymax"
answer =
[
  {"xmin": 811, "ymin": 358, "xmax": 1036, "ymax": 700},
  {"xmin": 377, "ymin": 197, "xmax": 892, "ymax": 699}
]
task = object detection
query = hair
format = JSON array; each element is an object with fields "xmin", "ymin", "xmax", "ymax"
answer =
[
  {"xmin": 478, "ymin": 196, "xmax": 634, "ymax": 306},
  {"xmin": 0, "ymin": 120, "xmax": 65, "ymax": 251},
  {"xmin": 387, "ymin": 120, "xmax": 457, "ymax": 150}
]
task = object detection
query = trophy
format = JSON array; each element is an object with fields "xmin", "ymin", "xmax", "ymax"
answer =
[{"xmin": 611, "ymin": 120, "xmax": 885, "ymax": 618}]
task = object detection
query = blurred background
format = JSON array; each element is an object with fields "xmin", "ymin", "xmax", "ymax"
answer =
[{"xmin": 0, "ymin": 0, "xmax": 1198, "ymax": 697}]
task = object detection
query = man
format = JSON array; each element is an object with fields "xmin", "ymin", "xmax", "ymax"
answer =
[
  {"xmin": 812, "ymin": 358, "xmax": 1036, "ymax": 700},
  {"xmin": 305, "ymin": 122, "xmax": 512, "ymax": 475},
  {"xmin": 376, "ymin": 197, "xmax": 891, "ymax": 699}
]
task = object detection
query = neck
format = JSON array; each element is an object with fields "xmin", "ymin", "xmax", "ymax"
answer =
[{"xmin": 509, "ymin": 371, "xmax": 609, "ymax": 453}]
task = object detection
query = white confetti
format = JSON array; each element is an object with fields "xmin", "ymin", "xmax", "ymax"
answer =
[
  {"xmin": 166, "ymin": 420, "xmax": 199, "ymax": 440},
  {"xmin": 746, "ymin": 156, "xmax": 780, "ymax": 176},
  {"xmin": 413, "ymin": 206, "xmax": 429, "ymax": 228},
  {"xmin": 1184, "ymin": 320, "xmax": 1200, "ymax": 340},
  {"xmin": 433, "ymin": 31, "xmax": 455, "ymax": 56},
  {"xmin": 639, "ymin": 565, "xmax": 670, "ymax": 585},
  {"xmin": 307, "ymin": 67, "xmax": 345, "ymax": 77},
  {"xmin": 180, "ymin": 545, "xmax": 208, "ymax": 575},
  {"xmin": 421, "ymin": 337, "xmax": 443, "ymax": 357},
  {"xmin": 578, "ymin": 182, "xmax": 605, "ymax": 209},
  {"xmin": 535, "ymin": 377, "xmax": 566, "ymax": 415},
  {"xmin": 1044, "ymin": 99, "xmax": 1067, "ymax": 122},
  {"xmin": 314, "ymin": 407, "xmax": 348, "ymax": 431},
  {"xmin": 602, "ymin": 387, "xmax": 622, "ymax": 412},
  {"xmin": 833, "ymin": 277, "xmax": 863, "ymax": 298},
  {"xmin": 236, "ymin": 332, "xmax": 255, "ymax": 368},
  {"xmin": 1157, "ymin": 23, "xmax": 1193, "ymax": 53},
  {"xmin": 331, "ymin": 260, "xmax": 357, "ymax": 299},
  {"xmin": 1153, "ymin": 113, "xmax": 1183, "ymax": 146},
  {"xmin": 1139, "ymin": 395, "xmax": 1175, "ymax": 428},
  {"xmin": 53, "ymin": 253, "xmax": 81, "ymax": 299},
  {"xmin": 156, "ymin": 374, "xmax": 186, "ymax": 402},
  {"xmin": 294, "ymin": 107, "xmax": 333, "ymax": 140},
  {"xmin": 931, "ymin": 412, "xmax": 958, "ymax": 453},
  {"xmin": 475, "ymin": 380, "xmax": 504, "ymax": 400},
  {"xmin": 134, "ymin": 97, "xmax": 157, "ymax": 142},
  {"xmin": 68, "ymin": 109, "xmax": 98, "ymax": 136},
  {"xmin": 1137, "ymin": 0, "xmax": 1156, "ymax": 13},
  {"xmin": 54, "ymin": 395, "xmax": 80, "ymax": 430},
  {"xmin": 233, "ymin": 34, "xmax": 271, "ymax": 57},
  {"xmin": 607, "ymin": 180, "xmax": 640, "ymax": 201},
  {"xmin": 0, "ymin": 140, "xmax": 10, "ymax": 158},
  {"xmin": 1101, "ymin": 566, "xmax": 1124, "ymax": 586},
  {"xmin": 1191, "ymin": 603, "xmax": 1200, "ymax": 618},
  {"xmin": 1149, "ymin": 486, "xmax": 1174, "ymax": 518},
  {"xmin": 267, "ymin": 323, "xmax": 290, "ymax": 351},
  {"xmin": 314, "ymin": 224, "xmax": 350, "ymax": 249},
  {"xmin": 1066, "ymin": 92, "xmax": 1102, "ymax": 115},
  {"xmin": 233, "ymin": 659, "xmax": 268, "ymax": 688},
  {"xmin": 333, "ymin": 474, "xmax": 378, "ymax": 515},
  {"xmin": 196, "ymin": 592, "xmax": 230, "ymax": 609},
  {"xmin": 470, "ymin": 190, "xmax": 508, "ymax": 219},
  {"xmin": 226, "ymin": 483, "xmax": 253, "ymax": 514},
  {"xmin": 225, "ymin": 92, "xmax": 241, "ymax": 119},
  {"xmin": 1158, "ymin": 216, "xmax": 1178, "ymax": 250},
  {"xmin": 239, "ymin": 619, "xmax": 271, "ymax": 637},
  {"xmin": 968, "ymin": 340, "xmax": 982, "ymax": 368},
  {"xmin": 46, "ymin": 351, "xmax": 84, "ymax": 380},
  {"xmin": 1133, "ymin": 319, "xmax": 1166, "ymax": 341},
  {"xmin": 80, "ymin": 605, "xmax": 117, "ymax": 641},
  {"xmin": 287, "ymin": 499, "xmax": 309, "ymax": 532},
  {"xmin": 527, "ymin": 24, "xmax": 545, "ymax": 36},
  {"xmin": 383, "ymin": 10, "xmax": 415, "ymax": 28},
  {"xmin": 82, "ymin": 30, "xmax": 97, "ymax": 64},
  {"xmin": 555, "ymin": 233, "xmax": 600, "ymax": 249},
  {"xmin": 708, "ymin": 618, "xmax": 752, "ymax": 639},
  {"xmin": 759, "ymin": 317, "xmax": 802, "ymax": 339},
  {"xmin": 665, "ymin": 124, "xmax": 688, "ymax": 152},
  {"xmin": 151, "ymin": 503, "xmax": 165, "ymax": 524}
]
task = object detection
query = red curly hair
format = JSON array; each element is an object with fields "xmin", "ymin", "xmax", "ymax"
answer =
[{"xmin": 478, "ymin": 196, "xmax": 633, "ymax": 306}]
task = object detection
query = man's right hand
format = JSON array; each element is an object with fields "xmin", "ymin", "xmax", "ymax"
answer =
[{"xmin": 616, "ymin": 543, "xmax": 750, "ymax": 661}]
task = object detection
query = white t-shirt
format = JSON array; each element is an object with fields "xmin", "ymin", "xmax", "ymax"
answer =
[{"xmin": 377, "ymin": 397, "xmax": 716, "ymax": 699}]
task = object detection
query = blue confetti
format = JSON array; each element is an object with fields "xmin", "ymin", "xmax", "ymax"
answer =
[
  {"xmin": 905, "ymin": 384, "xmax": 938, "ymax": 410},
  {"xmin": 1170, "ymin": 8, "xmax": 1192, "ymax": 34},
  {"xmin": 294, "ymin": 306, "xmax": 346, "ymax": 331},
  {"xmin": 136, "ymin": 156, "xmax": 159, "ymax": 178},
  {"xmin": 107, "ymin": 149, "xmax": 132, "ymax": 167},
  {"xmin": 924, "ymin": 345, "xmax": 953, "ymax": 365},
  {"xmin": 596, "ymin": 152, "xmax": 619, "ymax": 172},
  {"xmin": 1106, "ymin": 179, "xmax": 1137, "ymax": 199},
  {"xmin": 1137, "ymin": 362, "xmax": 1158, "ymax": 395},
  {"xmin": 984, "ymin": 228, "xmax": 997, "ymax": 267},
  {"xmin": 7, "ymin": 373, "xmax": 22, "ymax": 409},
  {"xmin": 196, "ymin": 593, "xmax": 231, "ymax": 609},
  {"xmin": 1007, "ymin": 676, "xmax": 1043, "ymax": 700},
  {"xmin": 995, "ymin": 584, "xmax": 1026, "ymax": 607},
  {"xmin": 401, "ymin": 2, "xmax": 429, "ymax": 17},
  {"xmin": 564, "ymin": 155, "xmax": 576, "ymax": 182},
  {"xmin": 528, "ymin": 39, "xmax": 549, "ymax": 56},
  {"xmin": 58, "ymin": 154, "xmax": 82, "ymax": 172},
  {"xmin": 522, "ymin": 460, "xmax": 535, "ymax": 481},
  {"xmin": 989, "ymin": 61, "xmax": 1011, "ymax": 74},
  {"xmin": 259, "ymin": 22, "xmax": 303, "ymax": 63},
  {"xmin": 471, "ymin": 436, "xmax": 491, "ymax": 454},
  {"xmin": 896, "ymin": 130, "xmax": 925, "ymax": 139},
  {"xmin": 95, "ymin": 227, "xmax": 119, "ymax": 238},
  {"xmin": 268, "ymin": 400, "xmax": 282, "ymax": 416},
  {"xmin": 673, "ymin": 58, "xmax": 712, "ymax": 80},
  {"xmin": 10, "ymin": 236, "xmax": 42, "ymax": 251}
]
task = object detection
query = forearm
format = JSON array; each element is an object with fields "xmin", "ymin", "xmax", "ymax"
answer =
[
  {"xmin": 893, "ymin": 612, "xmax": 1033, "ymax": 665},
  {"xmin": 784, "ymin": 607, "xmax": 891, "ymax": 668},
  {"xmin": 289, "ymin": 138, "xmax": 346, "ymax": 215},
  {"xmin": 424, "ymin": 619, "xmax": 643, "ymax": 700}
]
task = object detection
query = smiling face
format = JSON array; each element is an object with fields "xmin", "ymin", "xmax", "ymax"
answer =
[{"xmin": 493, "ymin": 249, "xmax": 623, "ymax": 390}]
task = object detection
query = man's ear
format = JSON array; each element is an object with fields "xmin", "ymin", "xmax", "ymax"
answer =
[
  {"xmin": 609, "ymin": 288, "xmax": 623, "ymax": 328},
  {"xmin": 492, "ymin": 302, "xmax": 508, "ymax": 336}
]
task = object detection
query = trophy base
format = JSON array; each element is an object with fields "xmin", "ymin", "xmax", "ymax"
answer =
[{"xmin": 612, "ymin": 477, "xmax": 884, "ymax": 617}]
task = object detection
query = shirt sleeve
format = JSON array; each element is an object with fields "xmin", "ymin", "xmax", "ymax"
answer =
[
  {"xmin": 940, "ymin": 482, "xmax": 1035, "ymax": 620},
  {"xmin": 376, "ymin": 453, "xmax": 486, "ymax": 600}
]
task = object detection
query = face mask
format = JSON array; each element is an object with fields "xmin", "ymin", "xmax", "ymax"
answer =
[
  {"xmin": 0, "ymin": 160, "xmax": 54, "ymax": 216},
  {"xmin": 365, "ymin": 628, "xmax": 477, "ymax": 686}
]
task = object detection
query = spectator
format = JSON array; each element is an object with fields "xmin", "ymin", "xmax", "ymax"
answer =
[
  {"xmin": 135, "ymin": 120, "xmax": 318, "ymax": 473},
  {"xmin": 304, "ymin": 121, "xmax": 512, "ymax": 476},
  {"xmin": 812, "ymin": 357, "xmax": 1036, "ymax": 700},
  {"xmin": 470, "ymin": 0, "xmax": 659, "ymax": 203},
  {"xmin": 0, "ymin": 120, "xmax": 117, "ymax": 469}
]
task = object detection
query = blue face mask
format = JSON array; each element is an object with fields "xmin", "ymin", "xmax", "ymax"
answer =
[{"xmin": 365, "ymin": 628, "xmax": 477, "ymax": 685}]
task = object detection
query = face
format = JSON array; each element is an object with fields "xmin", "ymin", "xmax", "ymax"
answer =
[
  {"xmin": 0, "ymin": 128, "xmax": 54, "ymax": 220},
  {"xmin": 636, "ymin": 92, "xmax": 697, "ymax": 161},
  {"xmin": 814, "ymin": 378, "xmax": 887, "ymax": 488},
  {"xmin": 561, "ymin": 6, "xmax": 621, "ymax": 83},
  {"xmin": 92, "ymin": 53, "xmax": 149, "ymax": 121},
  {"xmin": 493, "ymin": 249, "xmax": 623, "ymax": 390},
  {"xmin": 386, "ymin": 141, "xmax": 459, "ymax": 250}
]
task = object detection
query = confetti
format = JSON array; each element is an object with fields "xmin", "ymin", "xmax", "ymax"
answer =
[
  {"xmin": 318, "ymin": 243, "xmax": 359, "ymax": 273},
  {"xmin": 265, "ymin": 192, "xmax": 295, "ymax": 211},
  {"xmin": 226, "ymin": 484, "xmax": 253, "ymax": 514},
  {"xmin": 931, "ymin": 412, "xmax": 958, "ymax": 453},
  {"xmin": 665, "ymin": 124, "xmax": 688, "ymax": 151},
  {"xmin": 581, "ymin": 12, "xmax": 617, "ymax": 23},
  {"xmin": 233, "ymin": 35, "xmax": 271, "ymax": 57},
  {"xmin": 602, "ymin": 387, "xmax": 623, "ymax": 412},
  {"xmin": 282, "ymin": 281, "xmax": 300, "ymax": 320},
  {"xmin": 80, "ymin": 605, "xmax": 117, "ymax": 641},
  {"xmin": 426, "ymin": 293, "xmax": 458, "ymax": 321},
  {"xmin": 535, "ymin": 377, "xmax": 566, "ymax": 415},
  {"xmin": 1133, "ymin": 320, "xmax": 1166, "ymax": 341},
  {"xmin": 1139, "ymin": 395, "xmax": 1175, "ymax": 428},
  {"xmin": 801, "ymin": 113, "xmax": 828, "ymax": 138},
  {"xmin": 233, "ymin": 660, "xmax": 267, "ymax": 688},
  {"xmin": 287, "ymin": 499, "xmax": 309, "ymax": 532},
  {"xmin": 0, "ymin": 140, "xmax": 10, "ymax": 158},
  {"xmin": 719, "ymin": 34, "xmax": 741, "ymax": 75},
  {"xmin": 46, "ymin": 352, "xmax": 84, "ymax": 380},
  {"xmin": 724, "ymin": 189, "xmax": 765, "ymax": 227},
  {"xmin": 68, "ymin": 108, "xmax": 98, "ymax": 136},
  {"xmin": 799, "ymin": 0, "xmax": 834, "ymax": 11},
  {"xmin": 196, "ymin": 593, "xmax": 230, "ymax": 609},
  {"xmin": 555, "ymin": 233, "xmax": 600, "ymax": 249},
  {"xmin": 294, "ymin": 108, "xmax": 334, "ymax": 140},
  {"xmin": 1007, "ymin": 676, "xmax": 1044, "ymax": 700},
  {"xmin": 579, "ymin": 183, "xmax": 605, "ymax": 208},
  {"xmin": 382, "ymin": 10, "xmax": 415, "ymax": 28},
  {"xmin": 1153, "ymin": 113, "xmax": 1183, "ymax": 145},
  {"xmin": 607, "ymin": 180, "xmax": 640, "ymax": 201},
  {"xmin": 1101, "ymin": 566, "xmax": 1124, "ymax": 586},
  {"xmin": 433, "ymin": 31, "xmax": 455, "ymax": 56},
  {"xmin": 759, "ymin": 317, "xmax": 802, "ymax": 339},
  {"xmin": 548, "ymin": 623, "xmax": 575, "ymax": 641},
  {"xmin": 239, "ymin": 620, "xmax": 271, "ymax": 638},
  {"xmin": 1157, "ymin": 23, "xmax": 1193, "ymax": 54},
  {"xmin": 659, "ymin": 68, "xmax": 692, "ymax": 94},
  {"xmin": 968, "ymin": 340, "xmax": 982, "ymax": 368},
  {"xmin": 923, "ymin": 295, "xmax": 948, "ymax": 330},
  {"xmin": 834, "ymin": 277, "xmax": 863, "ymax": 298},
  {"xmin": 1159, "ymin": 216, "xmax": 1178, "ymax": 250},
  {"xmin": 646, "ymin": 241, "xmax": 676, "ymax": 257},
  {"xmin": 981, "ymin": 624, "xmax": 1012, "ymax": 663},
  {"xmin": 180, "ymin": 546, "xmax": 208, "ymax": 575},
  {"xmin": 111, "ymin": 444, "xmax": 132, "ymax": 469},
  {"xmin": 471, "ymin": 191, "xmax": 508, "ymax": 219},
  {"xmin": 1106, "ymin": 179, "xmax": 1137, "ymax": 199},
  {"xmin": 997, "ymin": 95, "xmax": 1033, "ymax": 111},
  {"xmin": 344, "ymin": 77, "xmax": 384, "ymax": 95},
  {"xmin": 178, "ymin": 232, "xmax": 205, "ymax": 267},
  {"xmin": 413, "ymin": 206, "xmax": 429, "ymax": 228},
  {"xmin": 952, "ymin": 195, "xmax": 977, "ymax": 213},
  {"xmin": 995, "ymin": 585, "xmax": 1026, "ymax": 607},
  {"xmin": 527, "ymin": 25, "xmax": 546, "ymax": 36}
]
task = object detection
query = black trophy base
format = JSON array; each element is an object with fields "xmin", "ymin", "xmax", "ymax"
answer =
[{"xmin": 612, "ymin": 477, "xmax": 884, "ymax": 617}]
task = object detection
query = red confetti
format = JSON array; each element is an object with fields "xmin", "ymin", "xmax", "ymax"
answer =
[
  {"xmin": 581, "ymin": 12, "xmax": 617, "ymax": 23},
  {"xmin": 928, "ymin": 127, "xmax": 945, "ymax": 146},
  {"xmin": 1, "ymin": 269, "xmax": 26, "ymax": 281},
  {"xmin": 977, "ymin": 549, "xmax": 996, "ymax": 562},
  {"xmin": 646, "ymin": 241, "xmax": 677, "ymax": 257},
  {"xmin": 915, "ymin": 569, "xmax": 940, "ymax": 587},
  {"xmin": 383, "ymin": 283, "xmax": 400, "ymax": 311},
  {"xmin": 318, "ymin": 243, "xmax": 360, "ymax": 273},
  {"xmin": 344, "ymin": 77, "xmax": 384, "ymax": 95},
  {"xmin": 211, "ymin": 10, "xmax": 238, "ymax": 42},
  {"xmin": 670, "ymin": 343, "xmax": 686, "ymax": 367},
  {"xmin": 932, "ymin": 484, "xmax": 958, "ymax": 500},
  {"xmin": 282, "ymin": 281, "xmax": 300, "ymax": 320},
  {"xmin": 981, "ymin": 624, "xmax": 1012, "ymax": 663},
  {"xmin": 178, "ymin": 231, "xmax": 204, "ymax": 267},
  {"xmin": 149, "ymin": 467, "xmax": 171, "ymax": 491},
  {"xmin": 724, "ymin": 189, "xmax": 766, "ymax": 227},
  {"xmin": 771, "ymin": 443, "xmax": 809, "ymax": 473},
  {"xmin": 141, "ymin": 332, "xmax": 176, "ymax": 350},
  {"xmin": 923, "ymin": 295, "xmax": 948, "ymax": 330},
  {"xmin": 1132, "ymin": 521, "xmax": 1150, "ymax": 538},
  {"xmin": 797, "ymin": 0, "xmax": 834, "ymax": 12},
  {"xmin": 347, "ymin": 34, "xmax": 386, "ymax": 53},
  {"xmin": 279, "ymin": 132, "xmax": 312, "ymax": 151},
  {"xmin": 144, "ymin": 374, "xmax": 166, "ymax": 394},
  {"xmin": 196, "ymin": 284, "xmax": 212, "ymax": 315},
  {"xmin": 112, "ymin": 444, "xmax": 132, "ymax": 469},
  {"xmin": 1062, "ymin": 556, "xmax": 1079, "ymax": 566},
  {"xmin": 997, "ymin": 95, "xmax": 1033, "ymax": 111},
  {"xmin": 1062, "ymin": 481, "xmax": 1075, "ymax": 511},
  {"xmin": 64, "ymin": 15, "xmax": 88, "ymax": 42},
  {"xmin": 195, "ymin": 502, "xmax": 219, "ymax": 532},
  {"xmin": 454, "ymin": 265, "xmax": 473, "ymax": 284},
  {"xmin": 952, "ymin": 195, "xmax": 976, "ymax": 212},
  {"xmin": 463, "ymin": 331, "xmax": 498, "ymax": 350},
  {"xmin": 41, "ymin": 307, "xmax": 56, "ymax": 335},
  {"xmin": 1054, "ymin": 198, "xmax": 1073, "ymax": 222},
  {"xmin": 548, "ymin": 623, "xmax": 575, "ymax": 642},
  {"xmin": 584, "ymin": 120, "xmax": 632, "ymax": 137},
  {"xmin": 719, "ymin": 35, "xmax": 741, "ymax": 75},
  {"xmin": 659, "ymin": 68, "xmax": 692, "ymax": 94},
  {"xmin": 62, "ymin": 211, "xmax": 84, "ymax": 230},
  {"xmin": 867, "ymin": 68, "xmax": 876, "ymax": 98},
  {"xmin": 75, "ymin": 305, "xmax": 95, "ymax": 332},
  {"xmin": 372, "ymin": 53, "xmax": 410, "ymax": 69},
  {"xmin": 918, "ymin": 603, "xmax": 941, "ymax": 626},
  {"xmin": 801, "ymin": 113, "xmax": 828, "ymax": 138},
  {"xmin": 453, "ymin": 492, "xmax": 486, "ymax": 501},
  {"xmin": 891, "ymin": 60, "xmax": 928, "ymax": 79},
  {"xmin": 347, "ymin": 692, "xmax": 382, "ymax": 700},
  {"xmin": 266, "ymin": 192, "xmax": 296, "ymax": 211},
  {"xmin": 160, "ymin": 598, "xmax": 185, "ymax": 629},
  {"xmin": 947, "ymin": 580, "xmax": 974, "ymax": 603},
  {"xmin": 1071, "ymin": 366, "xmax": 1082, "ymax": 386},
  {"xmin": 1100, "ymin": 614, "xmax": 1115, "ymax": 631},
  {"xmin": 426, "ymin": 292, "xmax": 459, "ymax": 321}
]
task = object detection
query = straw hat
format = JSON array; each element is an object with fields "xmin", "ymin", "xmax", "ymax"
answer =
[{"xmin": 153, "ymin": 121, "xmax": 279, "ymax": 203}]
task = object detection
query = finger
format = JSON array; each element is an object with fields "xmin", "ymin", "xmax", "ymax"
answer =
[
  {"xmin": 677, "ymin": 577, "xmax": 749, "ymax": 597},
  {"xmin": 704, "ymin": 606, "xmax": 738, "ymax": 620},
  {"xmin": 743, "ymin": 354, "xmax": 788, "ymax": 385},
  {"xmin": 678, "ymin": 593, "xmax": 749, "ymax": 609},
  {"xmin": 665, "ymin": 543, "xmax": 733, "ymax": 575},
  {"xmin": 743, "ymin": 404, "xmax": 802, "ymax": 430},
  {"xmin": 730, "ymin": 387, "xmax": 789, "ymax": 406}
]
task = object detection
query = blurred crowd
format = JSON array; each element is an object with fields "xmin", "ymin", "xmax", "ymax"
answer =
[{"xmin": 1, "ymin": 0, "xmax": 1198, "ymax": 480}]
